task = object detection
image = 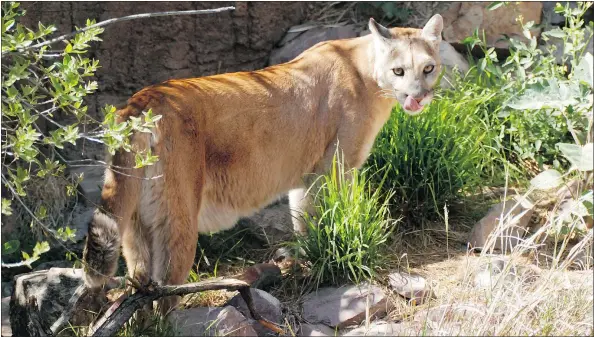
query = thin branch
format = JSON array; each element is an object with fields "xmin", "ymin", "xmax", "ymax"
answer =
[
  {"xmin": 0, "ymin": 257, "xmax": 40, "ymax": 268},
  {"xmin": 4, "ymin": 7, "xmax": 235, "ymax": 56}
]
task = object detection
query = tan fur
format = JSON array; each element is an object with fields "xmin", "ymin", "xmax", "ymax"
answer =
[{"xmin": 83, "ymin": 16, "xmax": 443, "ymax": 313}]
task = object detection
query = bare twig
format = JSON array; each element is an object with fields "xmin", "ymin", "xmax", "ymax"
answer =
[{"xmin": 3, "ymin": 7, "xmax": 235, "ymax": 56}]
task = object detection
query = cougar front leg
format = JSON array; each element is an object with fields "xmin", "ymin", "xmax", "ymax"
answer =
[{"xmin": 289, "ymin": 187, "xmax": 315, "ymax": 235}]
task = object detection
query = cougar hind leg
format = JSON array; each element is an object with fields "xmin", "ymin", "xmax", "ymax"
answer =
[{"xmin": 147, "ymin": 113, "xmax": 205, "ymax": 316}]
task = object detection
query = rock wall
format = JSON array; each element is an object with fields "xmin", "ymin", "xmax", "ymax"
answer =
[
  {"xmin": 20, "ymin": 1, "xmax": 306, "ymax": 126},
  {"xmin": 3, "ymin": 2, "xmax": 307, "ymax": 242}
]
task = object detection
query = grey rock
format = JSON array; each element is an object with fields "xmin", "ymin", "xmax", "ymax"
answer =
[
  {"xmin": 69, "ymin": 204, "xmax": 94, "ymax": 242},
  {"xmin": 169, "ymin": 306, "xmax": 257, "ymax": 337},
  {"xmin": 298, "ymin": 323, "xmax": 337, "ymax": 336},
  {"xmin": 441, "ymin": 2, "xmax": 543, "ymax": 48},
  {"xmin": 2, "ymin": 297, "xmax": 11, "ymax": 337},
  {"xmin": 542, "ymin": 2, "xmax": 577, "ymax": 26},
  {"xmin": 302, "ymin": 283, "xmax": 390, "ymax": 328},
  {"xmin": 69, "ymin": 166, "xmax": 105, "ymax": 206},
  {"xmin": 388, "ymin": 272, "xmax": 435, "ymax": 304},
  {"xmin": 226, "ymin": 288, "xmax": 282, "ymax": 336},
  {"xmin": 10, "ymin": 268, "xmax": 106, "ymax": 337},
  {"xmin": 240, "ymin": 201, "xmax": 294, "ymax": 244},
  {"xmin": 468, "ymin": 196, "xmax": 535, "ymax": 252},
  {"xmin": 438, "ymin": 41, "xmax": 470, "ymax": 89},
  {"xmin": 33, "ymin": 260, "xmax": 74, "ymax": 272},
  {"xmin": 1, "ymin": 282, "xmax": 13, "ymax": 298},
  {"xmin": 539, "ymin": 30, "xmax": 594, "ymax": 66},
  {"xmin": 269, "ymin": 25, "xmax": 358, "ymax": 66},
  {"xmin": 473, "ymin": 257, "xmax": 517, "ymax": 289},
  {"xmin": 344, "ymin": 321, "xmax": 427, "ymax": 336}
]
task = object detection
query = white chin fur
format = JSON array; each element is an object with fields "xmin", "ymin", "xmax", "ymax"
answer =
[{"xmin": 403, "ymin": 107, "xmax": 424, "ymax": 116}]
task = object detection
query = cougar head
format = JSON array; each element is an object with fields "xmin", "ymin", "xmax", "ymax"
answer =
[{"xmin": 369, "ymin": 14, "xmax": 443, "ymax": 115}]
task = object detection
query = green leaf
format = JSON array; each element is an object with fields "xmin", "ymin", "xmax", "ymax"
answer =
[
  {"xmin": 487, "ymin": 2, "xmax": 507, "ymax": 11},
  {"xmin": 543, "ymin": 27, "xmax": 566, "ymax": 39},
  {"xmin": 21, "ymin": 251, "xmax": 31, "ymax": 261},
  {"xmin": 1, "ymin": 198, "xmax": 12, "ymax": 216},
  {"xmin": 530, "ymin": 169, "xmax": 563, "ymax": 190},
  {"xmin": 506, "ymin": 79, "xmax": 580, "ymax": 110},
  {"xmin": 33, "ymin": 241, "xmax": 50, "ymax": 257},
  {"xmin": 2, "ymin": 240, "xmax": 20, "ymax": 255},
  {"xmin": 572, "ymin": 52, "xmax": 593, "ymax": 88},
  {"xmin": 557, "ymin": 142, "xmax": 594, "ymax": 171}
]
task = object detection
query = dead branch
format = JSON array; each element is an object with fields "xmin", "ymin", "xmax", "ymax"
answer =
[{"xmin": 88, "ymin": 278, "xmax": 283, "ymax": 337}]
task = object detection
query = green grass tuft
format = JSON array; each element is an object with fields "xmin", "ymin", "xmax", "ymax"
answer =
[
  {"xmin": 367, "ymin": 79, "xmax": 504, "ymax": 222},
  {"xmin": 294, "ymin": 152, "xmax": 397, "ymax": 287}
]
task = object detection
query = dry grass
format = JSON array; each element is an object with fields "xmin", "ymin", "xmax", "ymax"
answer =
[{"xmin": 343, "ymin": 181, "xmax": 594, "ymax": 336}]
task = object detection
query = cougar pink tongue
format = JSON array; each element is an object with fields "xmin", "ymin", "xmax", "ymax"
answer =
[{"xmin": 403, "ymin": 96, "xmax": 422, "ymax": 112}]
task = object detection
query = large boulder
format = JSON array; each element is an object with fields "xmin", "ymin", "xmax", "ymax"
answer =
[
  {"xmin": 2, "ymin": 297, "xmax": 11, "ymax": 337},
  {"xmin": 441, "ymin": 2, "xmax": 543, "ymax": 48},
  {"xmin": 468, "ymin": 196, "xmax": 535, "ymax": 252},
  {"xmin": 169, "ymin": 306, "xmax": 257, "ymax": 336},
  {"xmin": 238, "ymin": 200, "xmax": 294, "ymax": 244},
  {"xmin": 388, "ymin": 271, "xmax": 435, "ymax": 304},
  {"xmin": 226, "ymin": 288, "xmax": 283, "ymax": 336},
  {"xmin": 302, "ymin": 283, "xmax": 390, "ymax": 328},
  {"xmin": 10, "ymin": 268, "xmax": 107, "ymax": 337},
  {"xmin": 343, "ymin": 321, "xmax": 427, "ymax": 336},
  {"xmin": 269, "ymin": 24, "xmax": 359, "ymax": 65}
]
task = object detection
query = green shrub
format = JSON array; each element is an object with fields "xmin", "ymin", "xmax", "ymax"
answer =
[
  {"xmin": 294, "ymin": 154, "xmax": 396, "ymax": 286},
  {"xmin": 1, "ymin": 2, "xmax": 159, "ymax": 267},
  {"xmin": 366, "ymin": 78, "xmax": 503, "ymax": 220},
  {"xmin": 464, "ymin": 1, "xmax": 593, "ymax": 170}
]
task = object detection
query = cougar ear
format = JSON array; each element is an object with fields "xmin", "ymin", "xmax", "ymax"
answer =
[
  {"xmin": 421, "ymin": 14, "xmax": 443, "ymax": 44},
  {"xmin": 369, "ymin": 18, "xmax": 392, "ymax": 50}
]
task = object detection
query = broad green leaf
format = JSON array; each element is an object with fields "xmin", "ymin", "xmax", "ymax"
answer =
[
  {"xmin": 2, "ymin": 240, "xmax": 20, "ymax": 255},
  {"xmin": 557, "ymin": 142, "xmax": 593, "ymax": 171},
  {"xmin": 573, "ymin": 52, "xmax": 593, "ymax": 88},
  {"xmin": 530, "ymin": 169, "xmax": 563, "ymax": 190},
  {"xmin": 543, "ymin": 27, "xmax": 566, "ymax": 38},
  {"xmin": 33, "ymin": 241, "xmax": 50, "ymax": 257},
  {"xmin": 506, "ymin": 79, "xmax": 580, "ymax": 110}
]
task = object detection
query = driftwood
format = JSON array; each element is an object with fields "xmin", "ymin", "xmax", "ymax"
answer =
[
  {"xmin": 88, "ymin": 278, "xmax": 284, "ymax": 336},
  {"xmin": 26, "ymin": 276, "xmax": 282, "ymax": 337},
  {"xmin": 12, "ymin": 264, "xmax": 284, "ymax": 337}
]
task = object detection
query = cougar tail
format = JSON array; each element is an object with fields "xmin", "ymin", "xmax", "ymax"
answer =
[
  {"xmin": 82, "ymin": 209, "xmax": 121, "ymax": 288},
  {"xmin": 82, "ymin": 96, "xmax": 151, "ymax": 289}
]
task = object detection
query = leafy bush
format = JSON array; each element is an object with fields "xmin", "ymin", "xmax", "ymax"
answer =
[
  {"xmin": 1, "ymin": 2, "xmax": 158, "ymax": 267},
  {"xmin": 367, "ymin": 77, "xmax": 503, "ymax": 220},
  {"xmin": 464, "ymin": 1, "xmax": 594, "ymax": 170},
  {"xmin": 294, "ymin": 154, "xmax": 396, "ymax": 286}
]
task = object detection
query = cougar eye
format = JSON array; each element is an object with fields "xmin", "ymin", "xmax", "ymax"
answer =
[
  {"xmin": 423, "ymin": 65, "xmax": 435, "ymax": 74},
  {"xmin": 393, "ymin": 68, "xmax": 404, "ymax": 76}
]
